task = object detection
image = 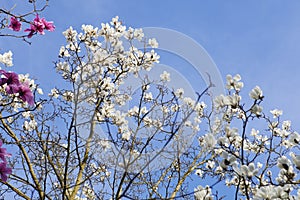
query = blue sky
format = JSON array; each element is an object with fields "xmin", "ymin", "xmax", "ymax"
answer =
[
  {"xmin": 2, "ymin": 0, "xmax": 299, "ymax": 126},
  {"xmin": 1, "ymin": 0, "xmax": 300, "ymax": 198}
]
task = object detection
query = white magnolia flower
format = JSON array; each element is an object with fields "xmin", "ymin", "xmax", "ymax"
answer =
[
  {"xmin": 63, "ymin": 26, "xmax": 78, "ymax": 42},
  {"xmin": 183, "ymin": 97, "xmax": 195, "ymax": 107},
  {"xmin": 288, "ymin": 132, "xmax": 300, "ymax": 146},
  {"xmin": 255, "ymin": 185, "xmax": 290, "ymax": 200},
  {"xmin": 22, "ymin": 111, "xmax": 31, "ymax": 119},
  {"xmin": 250, "ymin": 128, "xmax": 259, "ymax": 136},
  {"xmin": 133, "ymin": 28, "xmax": 144, "ymax": 41},
  {"xmin": 226, "ymin": 74, "xmax": 244, "ymax": 91},
  {"xmin": 56, "ymin": 62, "xmax": 70, "ymax": 72},
  {"xmin": 195, "ymin": 169, "xmax": 203, "ymax": 177},
  {"xmin": 82, "ymin": 185, "xmax": 96, "ymax": 200},
  {"xmin": 175, "ymin": 88, "xmax": 184, "ymax": 98},
  {"xmin": 144, "ymin": 92, "xmax": 153, "ymax": 101},
  {"xmin": 282, "ymin": 120, "xmax": 291, "ymax": 131},
  {"xmin": 201, "ymin": 133, "xmax": 216, "ymax": 150},
  {"xmin": 59, "ymin": 46, "xmax": 70, "ymax": 57},
  {"xmin": 206, "ymin": 160, "xmax": 215, "ymax": 169},
  {"xmin": 23, "ymin": 120, "xmax": 37, "ymax": 131},
  {"xmin": 220, "ymin": 151, "xmax": 237, "ymax": 169},
  {"xmin": 277, "ymin": 156, "xmax": 291, "ymax": 171},
  {"xmin": 249, "ymin": 86, "xmax": 263, "ymax": 100},
  {"xmin": 236, "ymin": 163, "xmax": 258, "ymax": 178},
  {"xmin": 214, "ymin": 94, "xmax": 227, "ymax": 109},
  {"xmin": 49, "ymin": 88, "xmax": 59, "ymax": 98},
  {"xmin": 270, "ymin": 109, "xmax": 283, "ymax": 118},
  {"xmin": 37, "ymin": 88, "xmax": 43, "ymax": 95},
  {"xmin": 224, "ymin": 94, "xmax": 241, "ymax": 109},
  {"xmin": 254, "ymin": 185, "xmax": 275, "ymax": 200},
  {"xmin": 251, "ymin": 104, "xmax": 263, "ymax": 116},
  {"xmin": 111, "ymin": 16, "xmax": 121, "ymax": 26},
  {"xmin": 195, "ymin": 102, "xmax": 206, "ymax": 116},
  {"xmin": 194, "ymin": 185, "xmax": 213, "ymax": 200},
  {"xmin": 7, "ymin": 117, "xmax": 13, "ymax": 123},
  {"xmin": 148, "ymin": 38, "xmax": 158, "ymax": 48},
  {"xmin": 160, "ymin": 71, "xmax": 170, "ymax": 82},
  {"xmin": 290, "ymin": 152, "xmax": 300, "ymax": 170},
  {"xmin": 63, "ymin": 91, "xmax": 74, "ymax": 102},
  {"xmin": 0, "ymin": 51, "xmax": 13, "ymax": 66},
  {"xmin": 122, "ymin": 131, "xmax": 131, "ymax": 141},
  {"xmin": 81, "ymin": 24, "xmax": 98, "ymax": 37}
]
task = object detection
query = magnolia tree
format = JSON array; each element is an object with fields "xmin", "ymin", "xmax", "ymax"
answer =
[{"xmin": 0, "ymin": 2, "xmax": 300, "ymax": 200}]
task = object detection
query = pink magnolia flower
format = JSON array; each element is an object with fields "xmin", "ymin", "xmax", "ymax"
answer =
[
  {"xmin": 25, "ymin": 17, "xmax": 44, "ymax": 38},
  {"xmin": 32, "ymin": 14, "xmax": 45, "ymax": 34},
  {"xmin": 15, "ymin": 84, "xmax": 34, "ymax": 106},
  {"xmin": 41, "ymin": 18, "xmax": 55, "ymax": 31},
  {"xmin": 0, "ymin": 141, "xmax": 11, "ymax": 162},
  {"xmin": 0, "ymin": 70, "xmax": 34, "ymax": 105},
  {"xmin": 0, "ymin": 162, "xmax": 12, "ymax": 182},
  {"xmin": 0, "ymin": 70, "xmax": 21, "ymax": 94},
  {"xmin": 8, "ymin": 17, "xmax": 21, "ymax": 31},
  {"xmin": 24, "ymin": 28, "xmax": 35, "ymax": 38},
  {"xmin": 25, "ymin": 14, "xmax": 55, "ymax": 38}
]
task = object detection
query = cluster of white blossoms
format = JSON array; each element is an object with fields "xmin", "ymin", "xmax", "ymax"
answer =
[
  {"xmin": 0, "ymin": 51, "xmax": 13, "ymax": 67},
  {"xmin": 194, "ymin": 74, "xmax": 300, "ymax": 199},
  {"xmin": 56, "ymin": 16, "xmax": 209, "ymax": 151},
  {"xmin": 53, "ymin": 16, "xmax": 214, "ymax": 198},
  {"xmin": 194, "ymin": 185, "xmax": 213, "ymax": 200},
  {"xmin": 55, "ymin": 16, "xmax": 162, "ymax": 142}
]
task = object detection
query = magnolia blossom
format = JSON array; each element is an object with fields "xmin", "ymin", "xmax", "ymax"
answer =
[
  {"xmin": 0, "ymin": 141, "xmax": 11, "ymax": 162},
  {"xmin": 224, "ymin": 94, "xmax": 241, "ymax": 109},
  {"xmin": 255, "ymin": 185, "xmax": 290, "ymax": 200},
  {"xmin": 0, "ymin": 141, "xmax": 12, "ymax": 182},
  {"xmin": 0, "ymin": 70, "xmax": 20, "ymax": 93},
  {"xmin": 195, "ymin": 169, "xmax": 204, "ymax": 177},
  {"xmin": 288, "ymin": 132, "xmax": 300, "ymax": 146},
  {"xmin": 235, "ymin": 163, "xmax": 258, "ymax": 178},
  {"xmin": 49, "ymin": 88, "xmax": 59, "ymax": 98},
  {"xmin": 63, "ymin": 26, "xmax": 78, "ymax": 42},
  {"xmin": 175, "ymin": 88, "xmax": 184, "ymax": 98},
  {"xmin": 290, "ymin": 152, "xmax": 300, "ymax": 170},
  {"xmin": 148, "ymin": 38, "xmax": 158, "ymax": 48},
  {"xmin": 277, "ymin": 156, "xmax": 291, "ymax": 171},
  {"xmin": 214, "ymin": 94, "xmax": 227, "ymax": 109},
  {"xmin": 270, "ymin": 109, "xmax": 283, "ymax": 118},
  {"xmin": 220, "ymin": 151, "xmax": 237, "ymax": 169},
  {"xmin": 226, "ymin": 74, "xmax": 243, "ymax": 91},
  {"xmin": 249, "ymin": 86, "xmax": 263, "ymax": 100},
  {"xmin": 160, "ymin": 71, "xmax": 170, "ymax": 82},
  {"xmin": 25, "ymin": 14, "xmax": 55, "ymax": 38},
  {"xmin": 282, "ymin": 120, "xmax": 291, "ymax": 131},
  {"xmin": 201, "ymin": 133, "xmax": 216, "ymax": 150},
  {"xmin": 122, "ymin": 131, "xmax": 131, "ymax": 141},
  {"xmin": 194, "ymin": 185, "xmax": 213, "ymax": 200},
  {"xmin": 0, "ymin": 70, "xmax": 34, "ymax": 105},
  {"xmin": 251, "ymin": 104, "xmax": 263, "ymax": 116},
  {"xmin": 17, "ymin": 84, "xmax": 34, "ymax": 105},
  {"xmin": 0, "ymin": 51, "xmax": 13, "ymax": 67},
  {"xmin": 254, "ymin": 186, "xmax": 277, "ymax": 200},
  {"xmin": 0, "ymin": 162, "xmax": 12, "ymax": 182},
  {"xmin": 9, "ymin": 17, "xmax": 21, "ymax": 31}
]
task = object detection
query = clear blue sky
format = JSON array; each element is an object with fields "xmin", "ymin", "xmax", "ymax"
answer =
[
  {"xmin": 2, "ymin": 0, "xmax": 299, "ymax": 127},
  {"xmin": 1, "ymin": 0, "xmax": 300, "ymax": 198}
]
